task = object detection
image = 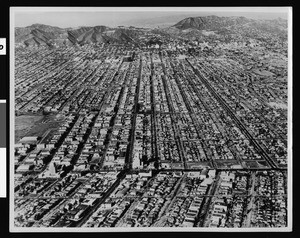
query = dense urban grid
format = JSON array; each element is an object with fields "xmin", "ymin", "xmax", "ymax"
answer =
[{"xmin": 14, "ymin": 15, "xmax": 288, "ymax": 229}]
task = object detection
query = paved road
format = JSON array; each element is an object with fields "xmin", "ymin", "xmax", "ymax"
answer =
[
  {"xmin": 244, "ymin": 172, "xmax": 257, "ymax": 227},
  {"xmin": 159, "ymin": 54, "xmax": 186, "ymax": 169},
  {"xmin": 75, "ymin": 170, "xmax": 127, "ymax": 227},
  {"xmin": 186, "ymin": 59, "xmax": 278, "ymax": 169},
  {"xmin": 126, "ymin": 57, "xmax": 142, "ymax": 170}
]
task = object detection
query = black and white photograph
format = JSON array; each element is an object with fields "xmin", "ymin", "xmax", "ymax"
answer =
[{"xmin": 10, "ymin": 7, "xmax": 292, "ymax": 232}]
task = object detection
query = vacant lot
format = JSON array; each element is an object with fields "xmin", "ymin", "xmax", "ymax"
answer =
[
  {"xmin": 268, "ymin": 102, "xmax": 287, "ymax": 110},
  {"xmin": 15, "ymin": 114, "xmax": 63, "ymax": 143},
  {"xmin": 252, "ymin": 68, "xmax": 274, "ymax": 77}
]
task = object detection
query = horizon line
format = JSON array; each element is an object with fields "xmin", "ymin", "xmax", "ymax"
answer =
[{"xmin": 14, "ymin": 14, "xmax": 288, "ymax": 29}]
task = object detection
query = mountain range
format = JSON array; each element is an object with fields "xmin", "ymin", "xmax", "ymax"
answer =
[{"xmin": 15, "ymin": 15, "xmax": 288, "ymax": 47}]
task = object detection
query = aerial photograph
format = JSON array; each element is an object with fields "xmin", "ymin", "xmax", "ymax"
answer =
[{"xmin": 11, "ymin": 7, "xmax": 291, "ymax": 231}]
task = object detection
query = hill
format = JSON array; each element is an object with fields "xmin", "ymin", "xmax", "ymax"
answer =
[
  {"xmin": 14, "ymin": 16, "xmax": 288, "ymax": 47},
  {"xmin": 15, "ymin": 24, "xmax": 145, "ymax": 47},
  {"xmin": 171, "ymin": 16, "xmax": 287, "ymax": 38}
]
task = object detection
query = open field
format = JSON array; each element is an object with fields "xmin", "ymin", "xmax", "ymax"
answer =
[{"xmin": 15, "ymin": 114, "xmax": 63, "ymax": 143}]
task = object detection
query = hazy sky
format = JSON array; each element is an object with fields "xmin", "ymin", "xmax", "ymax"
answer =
[{"xmin": 12, "ymin": 7, "xmax": 290, "ymax": 28}]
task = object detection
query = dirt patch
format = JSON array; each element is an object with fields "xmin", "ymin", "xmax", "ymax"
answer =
[
  {"xmin": 15, "ymin": 115, "xmax": 44, "ymax": 143},
  {"xmin": 267, "ymin": 102, "xmax": 287, "ymax": 110},
  {"xmin": 15, "ymin": 114, "xmax": 64, "ymax": 143},
  {"xmin": 252, "ymin": 69, "xmax": 274, "ymax": 77}
]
